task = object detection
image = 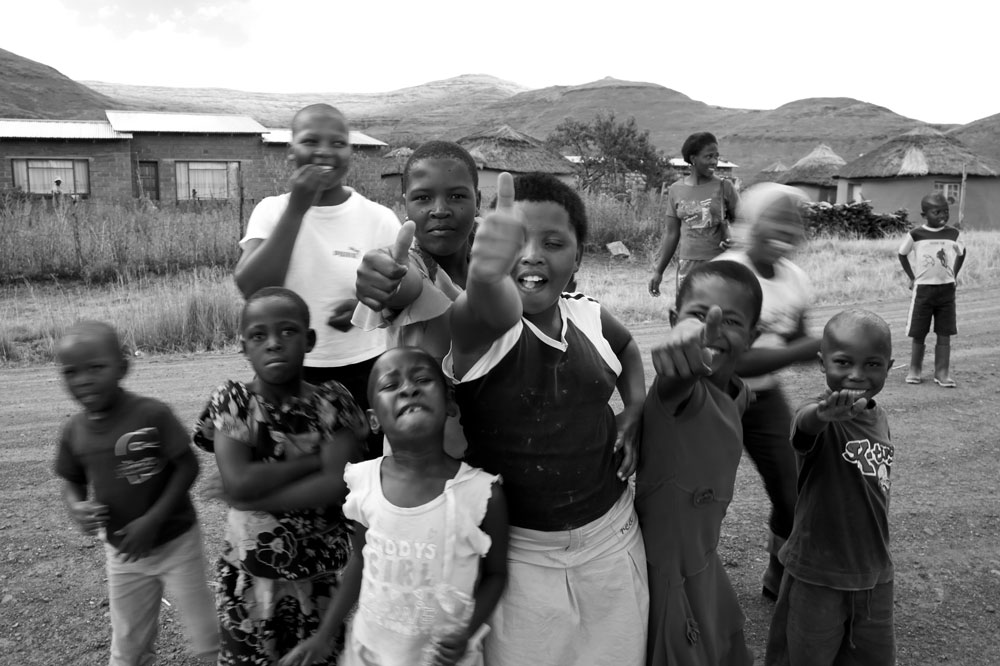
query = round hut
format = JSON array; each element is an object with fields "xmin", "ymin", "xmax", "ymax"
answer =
[
  {"xmin": 746, "ymin": 160, "xmax": 789, "ymax": 187},
  {"xmin": 457, "ymin": 125, "xmax": 577, "ymax": 198},
  {"xmin": 837, "ymin": 127, "xmax": 1000, "ymax": 230},
  {"xmin": 776, "ymin": 144, "xmax": 846, "ymax": 202}
]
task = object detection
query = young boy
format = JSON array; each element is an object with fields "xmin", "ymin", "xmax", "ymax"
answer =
[
  {"xmin": 898, "ymin": 192, "xmax": 966, "ymax": 387},
  {"xmin": 54, "ymin": 321, "xmax": 218, "ymax": 665},
  {"xmin": 234, "ymin": 103, "xmax": 400, "ymax": 443},
  {"xmin": 636, "ymin": 260, "xmax": 761, "ymax": 666},
  {"xmin": 765, "ymin": 309, "xmax": 895, "ymax": 666}
]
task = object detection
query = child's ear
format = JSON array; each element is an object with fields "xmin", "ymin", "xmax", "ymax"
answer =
[
  {"xmin": 239, "ymin": 337, "xmax": 247, "ymax": 356},
  {"xmin": 475, "ymin": 189, "xmax": 483, "ymax": 213},
  {"xmin": 816, "ymin": 351, "xmax": 826, "ymax": 372},
  {"xmin": 306, "ymin": 328, "xmax": 317, "ymax": 353},
  {"xmin": 668, "ymin": 307, "xmax": 678, "ymax": 328},
  {"xmin": 366, "ymin": 409, "xmax": 381, "ymax": 435}
]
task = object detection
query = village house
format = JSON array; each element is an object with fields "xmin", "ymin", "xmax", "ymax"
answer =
[
  {"xmin": 667, "ymin": 156, "xmax": 739, "ymax": 184},
  {"xmin": 774, "ymin": 144, "xmax": 846, "ymax": 203},
  {"xmin": 836, "ymin": 127, "xmax": 1000, "ymax": 230},
  {"xmin": 380, "ymin": 125, "xmax": 577, "ymax": 199},
  {"xmin": 0, "ymin": 112, "xmax": 389, "ymax": 204}
]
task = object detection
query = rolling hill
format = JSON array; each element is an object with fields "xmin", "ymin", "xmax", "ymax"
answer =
[{"xmin": 2, "ymin": 47, "xmax": 998, "ymax": 178}]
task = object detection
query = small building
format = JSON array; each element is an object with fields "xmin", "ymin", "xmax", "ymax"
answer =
[
  {"xmin": 381, "ymin": 126, "xmax": 577, "ymax": 198},
  {"xmin": 0, "ymin": 118, "xmax": 133, "ymax": 199},
  {"xmin": 836, "ymin": 127, "xmax": 1000, "ymax": 230},
  {"xmin": 745, "ymin": 161, "xmax": 788, "ymax": 188},
  {"xmin": 667, "ymin": 156, "xmax": 739, "ymax": 181},
  {"xmin": 776, "ymin": 144, "xmax": 846, "ymax": 203}
]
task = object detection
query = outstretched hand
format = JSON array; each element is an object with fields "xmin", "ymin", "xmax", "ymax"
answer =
[
  {"xmin": 356, "ymin": 220, "xmax": 416, "ymax": 311},
  {"xmin": 816, "ymin": 389, "xmax": 868, "ymax": 422},
  {"xmin": 651, "ymin": 306, "xmax": 722, "ymax": 380},
  {"xmin": 468, "ymin": 173, "xmax": 524, "ymax": 284}
]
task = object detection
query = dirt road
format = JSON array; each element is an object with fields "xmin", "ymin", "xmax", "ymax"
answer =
[{"xmin": 2, "ymin": 287, "xmax": 998, "ymax": 664}]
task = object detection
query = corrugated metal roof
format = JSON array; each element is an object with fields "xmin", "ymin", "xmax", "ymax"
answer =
[
  {"xmin": 0, "ymin": 118, "xmax": 132, "ymax": 140},
  {"xmin": 262, "ymin": 128, "xmax": 387, "ymax": 147},
  {"xmin": 106, "ymin": 110, "xmax": 266, "ymax": 134},
  {"xmin": 669, "ymin": 157, "xmax": 739, "ymax": 169}
]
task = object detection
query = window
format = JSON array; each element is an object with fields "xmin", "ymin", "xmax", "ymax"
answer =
[
  {"xmin": 11, "ymin": 158, "xmax": 90, "ymax": 195},
  {"xmin": 934, "ymin": 181, "xmax": 961, "ymax": 204},
  {"xmin": 175, "ymin": 161, "xmax": 240, "ymax": 200},
  {"xmin": 847, "ymin": 182, "xmax": 864, "ymax": 202}
]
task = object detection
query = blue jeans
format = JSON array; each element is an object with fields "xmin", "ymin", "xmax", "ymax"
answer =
[
  {"xmin": 766, "ymin": 575, "xmax": 895, "ymax": 666},
  {"xmin": 104, "ymin": 525, "xmax": 218, "ymax": 665}
]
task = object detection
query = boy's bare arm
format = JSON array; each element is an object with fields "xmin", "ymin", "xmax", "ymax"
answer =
[
  {"xmin": 898, "ymin": 253, "xmax": 915, "ymax": 288},
  {"xmin": 954, "ymin": 251, "xmax": 966, "ymax": 279},
  {"xmin": 603, "ymin": 308, "xmax": 645, "ymax": 479},
  {"xmin": 62, "ymin": 480, "xmax": 107, "ymax": 536},
  {"xmin": 450, "ymin": 173, "xmax": 524, "ymax": 375},
  {"xmin": 796, "ymin": 389, "xmax": 869, "ymax": 436},
  {"xmin": 234, "ymin": 165, "xmax": 331, "ymax": 297}
]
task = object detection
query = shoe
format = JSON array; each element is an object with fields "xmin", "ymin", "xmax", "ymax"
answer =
[
  {"xmin": 934, "ymin": 377, "xmax": 957, "ymax": 388},
  {"xmin": 905, "ymin": 375, "xmax": 922, "ymax": 384}
]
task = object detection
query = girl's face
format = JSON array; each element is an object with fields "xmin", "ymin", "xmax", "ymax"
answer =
[
  {"xmin": 690, "ymin": 143, "xmax": 720, "ymax": 180},
  {"xmin": 367, "ymin": 348, "xmax": 455, "ymax": 442},
  {"xmin": 748, "ymin": 199, "xmax": 805, "ymax": 265},
  {"xmin": 404, "ymin": 157, "xmax": 480, "ymax": 259},
  {"xmin": 672, "ymin": 274, "xmax": 756, "ymax": 387},
  {"xmin": 241, "ymin": 296, "xmax": 314, "ymax": 388},
  {"xmin": 288, "ymin": 111, "xmax": 352, "ymax": 189},
  {"xmin": 512, "ymin": 200, "xmax": 581, "ymax": 316}
]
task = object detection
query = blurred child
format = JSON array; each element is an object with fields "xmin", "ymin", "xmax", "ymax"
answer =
[
  {"xmin": 193, "ymin": 287, "xmax": 369, "ymax": 665},
  {"xmin": 765, "ymin": 310, "xmax": 895, "ymax": 666},
  {"xmin": 635, "ymin": 261, "xmax": 762, "ymax": 666},
  {"xmin": 648, "ymin": 131, "xmax": 738, "ymax": 297},
  {"xmin": 279, "ymin": 346, "xmax": 508, "ymax": 666},
  {"xmin": 54, "ymin": 320, "xmax": 218, "ymax": 665},
  {"xmin": 353, "ymin": 140, "xmax": 482, "ymax": 455},
  {"xmin": 898, "ymin": 192, "xmax": 966, "ymax": 387},
  {"xmin": 446, "ymin": 172, "xmax": 648, "ymax": 666},
  {"xmin": 234, "ymin": 103, "xmax": 400, "ymax": 431}
]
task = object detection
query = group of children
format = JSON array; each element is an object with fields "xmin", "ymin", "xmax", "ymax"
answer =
[{"xmin": 53, "ymin": 104, "xmax": 967, "ymax": 666}]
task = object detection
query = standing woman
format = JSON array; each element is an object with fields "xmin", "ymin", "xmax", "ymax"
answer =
[
  {"xmin": 718, "ymin": 183, "xmax": 821, "ymax": 599},
  {"xmin": 648, "ymin": 132, "xmax": 738, "ymax": 297}
]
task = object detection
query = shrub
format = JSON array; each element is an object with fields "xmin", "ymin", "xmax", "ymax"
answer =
[{"xmin": 802, "ymin": 200, "xmax": 910, "ymax": 239}]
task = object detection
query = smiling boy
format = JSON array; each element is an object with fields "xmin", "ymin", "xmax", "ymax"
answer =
[{"xmin": 765, "ymin": 309, "xmax": 895, "ymax": 666}]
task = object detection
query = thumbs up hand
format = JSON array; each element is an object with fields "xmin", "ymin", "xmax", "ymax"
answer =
[
  {"xmin": 468, "ymin": 173, "xmax": 525, "ymax": 284},
  {"xmin": 356, "ymin": 220, "xmax": 416, "ymax": 311},
  {"xmin": 651, "ymin": 306, "xmax": 723, "ymax": 380}
]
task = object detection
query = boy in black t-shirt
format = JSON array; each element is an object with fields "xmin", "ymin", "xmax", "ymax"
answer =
[
  {"xmin": 54, "ymin": 321, "xmax": 218, "ymax": 665},
  {"xmin": 765, "ymin": 310, "xmax": 895, "ymax": 666}
]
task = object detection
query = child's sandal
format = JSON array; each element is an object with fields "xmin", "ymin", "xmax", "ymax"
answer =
[
  {"xmin": 933, "ymin": 377, "xmax": 957, "ymax": 388},
  {"xmin": 904, "ymin": 375, "xmax": 922, "ymax": 385}
]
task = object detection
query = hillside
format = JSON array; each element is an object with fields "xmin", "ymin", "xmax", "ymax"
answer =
[
  {"xmin": 83, "ymin": 74, "xmax": 529, "ymax": 134},
  {"xmin": 4, "ymin": 47, "xmax": 999, "ymax": 180},
  {"xmin": 0, "ymin": 48, "xmax": 123, "ymax": 120}
]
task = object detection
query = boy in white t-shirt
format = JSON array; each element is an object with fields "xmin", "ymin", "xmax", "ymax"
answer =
[
  {"xmin": 897, "ymin": 192, "xmax": 966, "ymax": 388},
  {"xmin": 234, "ymin": 103, "xmax": 400, "ymax": 433}
]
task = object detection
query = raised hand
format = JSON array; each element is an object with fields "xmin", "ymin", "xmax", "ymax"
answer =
[
  {"xmin": 468, "ymin": 173, "xmax": 524, "ymax": 284},
  {"xmin": 816, "ymin": 389, "xmax": 868, "ymax": 422},
  {"xmin": 288, "ymin": 164, "xmax": 340, "ymax": 212},
  {"xmin": 356, "ymin": 220, "xmax": 416, "ymax": 311},
  {"xmin": 651, "ymin": 306, "xmax": 722, "ymax": 380}
]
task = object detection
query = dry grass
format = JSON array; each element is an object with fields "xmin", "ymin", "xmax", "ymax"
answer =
[{"xmin": 3, "ymin": 232, "xmax": 999, "ymax": 365}]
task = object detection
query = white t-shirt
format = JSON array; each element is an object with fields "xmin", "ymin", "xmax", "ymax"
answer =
[
  {"xmin": 343, "ymin": 459, "xmax": 497, "ymax": 666},
  {"xmin": 718, "ymin": 250, "xmax": 812, "ymax": 391},
  {"xmin": 241, "ymin": 189, "xmax": 401, "ymax": 366}
]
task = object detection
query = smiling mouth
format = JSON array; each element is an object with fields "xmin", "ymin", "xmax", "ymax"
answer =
[
  {"xmin": 396, "ymin": 404, "xmax": 427, "ymax": 417},
  {"xmin": 518, "ymin": 275, "xmax": 547, "ymax": 291}
]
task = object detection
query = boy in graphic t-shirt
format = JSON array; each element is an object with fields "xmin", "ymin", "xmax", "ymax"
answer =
[
  {"xmin": 897, "ymin": 192, "xmax": 966, "ymax": 387},
  {"xmin": 765, "ymin": 310, "xmax": 895, "ymax": 666}
]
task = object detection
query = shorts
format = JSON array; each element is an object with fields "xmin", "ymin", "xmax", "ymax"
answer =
[{"xmin": 906, "ymin": 283, "xmax": 957, "ymax": 338}]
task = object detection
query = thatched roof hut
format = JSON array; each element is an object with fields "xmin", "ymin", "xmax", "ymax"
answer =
[
  {"xmin": 835, "ymin": 127, "xmax": 1000, "ymax": 230},
  {"xmin": 457, "ymin": 125, "xmax": 576, "ymax": 175},
  {"xmin": 839, "ymin": 126, "xmax": 1000, "ymax": 179},
  {"xmin": 777, "ymin": 144, "xmax": 846, "ymax": 188},
  {"xmin": 746, "ymin": 161, "xmax": 788, "ymax": 187}
]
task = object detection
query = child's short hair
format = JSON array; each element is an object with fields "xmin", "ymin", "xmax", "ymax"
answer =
[
  {"xmin": 822, "ymin": 309, "xmax": 892, "ymax": 356},
  {"xmin": 290, "ymin": 103, "xmax": 347, "ymax": 134},
  {"xmin": 401, "ymin": 141, "xmax": 479, "ymax": 193},
  {"xmin": 921, "ymin": 192, "xmax": 949, "ymax": 212},
  {"xmin": 242, "ymin": 287, "xmax": 311, "ymax": 329},
  {"xmin": 681, "ymin": 132, "xmax": 718, "ymax": 164},
  {"xmin": 60, "ymin": 320, "xmax": 124, "ymax": 357},
  {"xmin": 502, "ymin": 172, "xmax": 588, "ymax": 246},
  {"xmin": 677, "ymin": 260, "xmax": 764, "ymax": 327}
]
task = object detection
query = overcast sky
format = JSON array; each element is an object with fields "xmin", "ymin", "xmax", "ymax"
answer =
[{"xmin": 6, "ymin": 0, "xmax": 998, "ymax": 125}]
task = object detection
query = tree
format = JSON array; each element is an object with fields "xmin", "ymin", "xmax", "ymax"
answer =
[{"xmin": 545, "ymin": 112, "xmax": 671, "ymax": 194}]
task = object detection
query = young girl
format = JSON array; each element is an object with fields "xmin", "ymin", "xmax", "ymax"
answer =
[
  {"xmin": 635, "ymin": 261, "xmax": 763, "ymax": 666},
  {"xmin": 352, "ymin": 140, "xmax": 481, "ymax": 456},
  {"xmin": 193, "ymin": 286, "xmax": 369, "ymax": 665},
  {"xmin": 648, "ymin": 131, "xmax": 739, "ymax": 297},
  {"xmin": 446, "ymin": 172, "xmax": 648, "ymax": 666},
  {"xmin": 279, "ymin": 346, "xmax": 508, "ymax": 666}
]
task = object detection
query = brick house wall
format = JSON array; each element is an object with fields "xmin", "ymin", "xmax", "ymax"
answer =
[
  {"xmin": 129, "ymin": 133, "xmax": 280, "ymax": 203},
  {"xmin": 0, "ymin": 139, "xmax": 132, "ymax": 199}
]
